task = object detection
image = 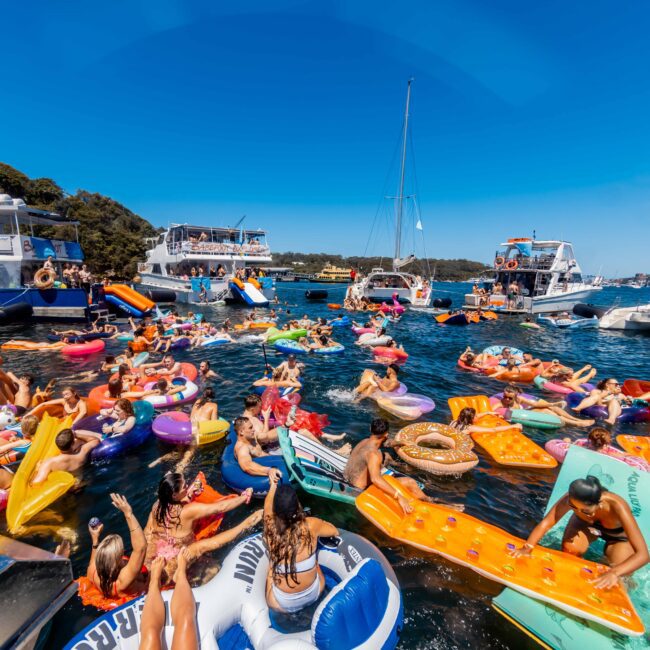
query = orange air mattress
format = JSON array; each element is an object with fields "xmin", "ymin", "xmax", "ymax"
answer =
[
  {"xmin": 356, "ymin": 474, "xmax": 643, "ymax": 636},
  {"xmin": 448, "ymin": 396, "xmax": 557, "ymax": 469}
]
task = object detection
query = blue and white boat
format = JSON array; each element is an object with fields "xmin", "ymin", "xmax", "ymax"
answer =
[
  {"xmin": 0, "ymin": 194, "xmax": 90, "ymax": 321},
  {"xmin": 136, "ymin": 223, "xmax": 276, "ymax": 305}
]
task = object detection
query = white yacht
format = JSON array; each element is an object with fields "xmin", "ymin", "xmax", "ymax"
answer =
[
  {"xmin": 599, "ymin": 304, "xmax": 650, "ymax": 331},
  {"xmin": 136, "ymin": 224, "xmax": 275, "ymax": 305},
  {"xmin": 463, "ymin": 238, "xmax": 602, "ymax": 314},
  {"xmin": 347, "ymin": 80, "xmax": 432, "ymax": 307}
]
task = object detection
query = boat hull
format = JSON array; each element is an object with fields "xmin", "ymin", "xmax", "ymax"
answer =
[{"xmin": 0, "ymin": 288, "xmax": 89, "ymax": 322}]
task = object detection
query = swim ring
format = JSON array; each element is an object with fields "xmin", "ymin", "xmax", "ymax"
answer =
[
  {"xmin": 395, "ymin": 422, "xmax": 478, "ymax": 475},
  {"xmin": 67, "ymin": 529, "xmax": 403, "ymax": 650},
  {"xmin": 273, "ymin": 338, "xmax": 308, "ymax": 355},
  {"xmin": 376, "ymin": 394, "xmax": 435, "ymax": 421},
  {"xmin": 566, "ymin": 392, "xmax": 650, "ymax": 424},
  {"xmin": 221, "ymin": 431, "xmax": 290, "ymax": 496},
  {"xmin": 312, "ymin": 343, "xmax": 345, "ymax": 355},
  {"xmin": 61, "ymin": 339, "xmax": 106, "ymax": 357},
  {"xmin": 152, "ymin": 411, "xmax": 229, "ymax": 445},
  {"xmin": 545, "ymin": 438, "xmax": 650, "ymax": 471},
  {"xmin": 73, "ymin": 401, "xmax": 154, "ymax": 460},
  {"xmin": 266, "ymin": 328, "xmax": 308, "ymax": 344},
  {"xmin": 373, "ymin": 346, "xmax": 408, "ymax": 360},
  {"xmin": 142, "ymin": 377, "xmax": 199, "ymax": 409},
  {"xmin": 534, "ymin": 375, "xmax": 594, "ymax": 396}
]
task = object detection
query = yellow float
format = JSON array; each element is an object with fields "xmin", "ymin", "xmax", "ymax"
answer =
[
  {"xmin": 356, "ymin": 474, "xmax": 643, "ymax": 637},
  {"xmin": 448, "ymin": 396, "xmax": 557, "ymax": 469},
  {"xmin": 394, "ymin": 422, "xmax": 478, "ymax": 475},
  {"xmin": 6, "ymin": 413, "xmax": 75, "ymax": 534}
]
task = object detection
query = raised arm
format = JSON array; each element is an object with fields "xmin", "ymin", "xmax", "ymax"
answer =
[
  {"xmin": 182, "ymin": 490, "xmax": 252, "ymax": 523},
  {"xmin": 111, "ymin": 494, "xmax": 147, "ymax": 592}
]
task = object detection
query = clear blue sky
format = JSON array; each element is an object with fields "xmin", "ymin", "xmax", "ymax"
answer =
[{"xmin": 3, "ymin": 1, "xmax": 649, "ymax": 276}]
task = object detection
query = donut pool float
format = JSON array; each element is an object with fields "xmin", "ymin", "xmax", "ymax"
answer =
[{"xmin": 395, "ymin": 422, "xmax": 477, "ymax": 475}]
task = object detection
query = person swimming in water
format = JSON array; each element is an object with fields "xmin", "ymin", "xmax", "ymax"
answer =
[{"xmin": 511, "ymin": 475, "xmax": 649, "ymax": 589}]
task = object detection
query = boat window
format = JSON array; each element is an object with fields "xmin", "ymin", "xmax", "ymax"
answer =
[{"xmin": 151, "ymin": 264, "xmax": 161, "ymax": 274}]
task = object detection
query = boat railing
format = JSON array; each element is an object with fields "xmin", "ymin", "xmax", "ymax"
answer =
[
  {"xmin": 496, "ymin": 254, "xmax": 555, "ymax": 271},
  {"xmin": 167, "ymin": 241, "xmax": 270, "ymax": 257}
]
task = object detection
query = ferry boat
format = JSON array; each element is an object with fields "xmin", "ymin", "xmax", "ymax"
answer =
[
  {"xmin": 312, "ymin": 264, "xmax": 351, "ymax": 283},
  {"xmin": 463, "ymin": 238, "xmax": 602, "ymax": 314},
  {"xmin": 0, "ymin": 194, "xmax": 90, "ymax": 321},
  {"xmin": 347, "ymin": 80, "xmax": 432, "ymax": 307},
  {"xmin": 136, "ymin": 224, "xmax": 275, "ymax": 305}
]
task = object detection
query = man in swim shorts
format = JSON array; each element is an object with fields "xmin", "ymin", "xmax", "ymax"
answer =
[
  {"xmin": 344, "ymin": 418, "xmax": 431, "ymax": 514},
  {"xmin": 233, "ymin": 416, "xmax": 282, "ymax": 480},
  {"xmin": 141, "ymin": 354, "xmax": 182, "ymax": 379},
  {"xmin": 241, "ymin": 394, "xmax": 279, "ymax": 445},
  {"xmin": 275, "ymin": 354, "xmax": 303, "ymax": 382},
  {"xmin": 30, "ymin": 428, "xmax": 101, "ymax": 485}
]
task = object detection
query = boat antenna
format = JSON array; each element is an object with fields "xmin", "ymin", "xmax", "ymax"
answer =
[{"xmin": 394, "ymin": 78, "xmax": 413, "ymax": 269}]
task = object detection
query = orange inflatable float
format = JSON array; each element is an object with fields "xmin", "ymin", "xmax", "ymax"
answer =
[
  {"xmin": 394, "ymin": 422, "xmax": 478, "ymax": 475},
  {"xmin": 484, "ymin": 365, "xmax": 539, "ymax": 384},
  {"xmin": 86, "ymin": 385, "xmax": 138, "ymax": 414},
  {"xmin": 616, "ymin": 435, "xmax": 650, "ymax": 463},
  {"xmin": 356, "ymin": 474, "xmax": 643, "ymax": 636},
  {"xmin": 327, "ymin": 303, "xmax": 342, "ymax": 310},
  {"xmin": 448, "ymin": 396, "xmax": 557, "ymax": 469},
  {"xmin": 623, "ymin": 379, "xmax": 650, "ymax": 397},
  {"xmin": 234, "ymin": 322, "xmax": 276, "ymax": 330}
]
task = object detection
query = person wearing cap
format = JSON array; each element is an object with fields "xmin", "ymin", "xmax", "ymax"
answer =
[{"xmin": 276, "ymin": 355, "xmax": 303, "ymax": 383}]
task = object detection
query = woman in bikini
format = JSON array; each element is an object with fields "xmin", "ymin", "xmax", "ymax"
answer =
[
  {"xmin": 143, "ymin": 472, "xmax": 259, "ymax": 583},
  {"xmin": 511, "ymin": 475, "xmax": 649, "ymax": 589},
  {"xmin": 85, "ymin": 493, "xmax": 148, "ymax": 603},
  {"xmin": 264, "ymin": 476, "xmax": 338, "ymax": 612}
]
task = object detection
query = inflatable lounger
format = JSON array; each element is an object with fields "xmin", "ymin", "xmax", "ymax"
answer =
[
  {"xmin": 357, "ymin": 471, "xmax": 643, "ymax": 637},
  {"xmin": 493, "ymin": 444, "xmax": 650, "ymax": 647},
  {"xmin": 65, "ymin": 530, "xmax": 403, "ymax": 650},
  {"xmin": 278, "ymin": 427, "xmax": 361, "ymax": 504}
]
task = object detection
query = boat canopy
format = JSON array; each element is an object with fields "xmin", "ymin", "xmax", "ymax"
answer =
[{"xmin": 0, "ymin": 195, "xmax": 79, "ymax": 228}]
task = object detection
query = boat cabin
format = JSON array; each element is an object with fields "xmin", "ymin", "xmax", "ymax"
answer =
[{"xmin": 0, "ymin": 195, "xmax": 83, "ymax": 288}]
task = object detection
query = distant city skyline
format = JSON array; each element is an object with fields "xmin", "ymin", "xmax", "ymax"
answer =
[{"xmin": 3, "ymin": 1, "xmax": 649, "ymax": 275}]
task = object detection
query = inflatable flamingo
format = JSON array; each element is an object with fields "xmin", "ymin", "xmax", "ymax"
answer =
[{"xmin": 391, "ymin": 292, "xmax": 405, "ymax": 315}]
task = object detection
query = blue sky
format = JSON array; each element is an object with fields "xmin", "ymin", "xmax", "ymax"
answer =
[{"xmin": 3, "ymin": 1, "xmax": 649, "ymax": 276}]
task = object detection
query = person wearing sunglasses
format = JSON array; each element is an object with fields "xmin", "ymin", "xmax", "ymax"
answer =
[
  {"xmin": 511, "ymin": 475, "xmax": 648, "ymax": 589},
  {"xmin": 574, "ymin": 378, "xmax": 634, "ymax": 424}
]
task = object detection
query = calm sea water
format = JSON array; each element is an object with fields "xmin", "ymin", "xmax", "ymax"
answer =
[{"xmin": 3, "ymin": 282, "xmax": 649, "ymax": 649}]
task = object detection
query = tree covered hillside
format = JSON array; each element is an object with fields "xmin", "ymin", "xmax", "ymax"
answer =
[{"xmin": 0, "ymin": 163, "xmax": 158, "ymax": 279}]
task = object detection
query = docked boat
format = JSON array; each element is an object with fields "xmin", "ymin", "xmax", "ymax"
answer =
[
  {"xmin": 463, "ymin": 239, "xmax": 602, "ymax": 314},
  {"xmin": 136, "ymin": 224, "xmax": 275, "ymax": 305},
  {"xmin": 599, "ymin": 304, "xmax": 650, "ymax": 331},
  {"xmin": 0, "ymin": 195, "xmax": 90, "ymax": 321},
  {"xmin": 347, "ymin": 80, "xmax": 432, "ymax": 307},
  {"xmin": 312, "ymin": 263, "xmax": 351, "ymax": 283}
]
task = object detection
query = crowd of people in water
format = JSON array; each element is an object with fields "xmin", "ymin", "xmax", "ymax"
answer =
[{"xmin": 0, "ymin": 296, "xmax": 648, "ymax": 648}]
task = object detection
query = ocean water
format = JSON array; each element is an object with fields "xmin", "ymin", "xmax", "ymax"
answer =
[{"xmin": 2, "ymin": 282, "xmax": 649, "ymax": 649}]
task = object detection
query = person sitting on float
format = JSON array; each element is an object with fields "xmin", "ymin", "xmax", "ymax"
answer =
[{"xmin": 264, "ymin": 477, "xmax": 338, "ymax": 612}]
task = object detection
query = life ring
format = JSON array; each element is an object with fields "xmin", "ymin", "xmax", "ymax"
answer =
[
  {"xmin": 494, "ymin": 256, "xmax": 505, "ymax": 269},
  {"xmin": 505, "ymin": 259, "xmax": 518, "ymax": 270},
  {"xmin": 395, "ymin": 422, "xmax": 478, "ymax": 475},
  {"xmin": 34, "ymin": 268, "xmax": 56, "ymax": 289}
]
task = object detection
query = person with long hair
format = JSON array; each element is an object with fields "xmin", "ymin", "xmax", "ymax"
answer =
[
  {"xmin": 493, "ymin": 384, "xmax": 594, "ymax": 427},
  {"xmin": 143, "ymin": 472, "xmax": 260, "ymax": 582},
  {"xmin": 263, "ymin": 476, "xmax": 338, "ymax": 612},
  {"xmin": 450, "ymin": 407, "xmax": 523, "ymax": 434},
  {"xmin": 190, "ymin": 387, "xmax": 218, "ymax": 423},
  {"xmin": 97, "ymin": 398, "xmax": 136, "ymax": 437},
  {"xmin": 86, "ymin": 493, "xmax": 147, "ymax": 601},
  {"xmin": 511, "ymin": 475, "xmax": 649, "ymax": 589},
  {"xmin": 31, "ymin": 385, "xmax": 88, "ymax": 425},
  {"xmin": 574, "ymin": 378, "xmax": 634, "ymax": 424}
]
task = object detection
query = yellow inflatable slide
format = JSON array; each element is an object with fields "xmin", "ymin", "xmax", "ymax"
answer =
[{"xmin": 6, "ymin": 413, "xmax": 75, "ymax": 534}]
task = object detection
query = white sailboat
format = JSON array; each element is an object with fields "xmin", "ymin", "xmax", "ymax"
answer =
[{"xmin": 347, "ymin": 80, "xmax": 432, "ymax": 307}]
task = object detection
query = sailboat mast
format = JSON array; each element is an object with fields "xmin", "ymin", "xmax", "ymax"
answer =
[{"xmin": 394, "ymin": 78, "xmax": 412, "ymax": 267}]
